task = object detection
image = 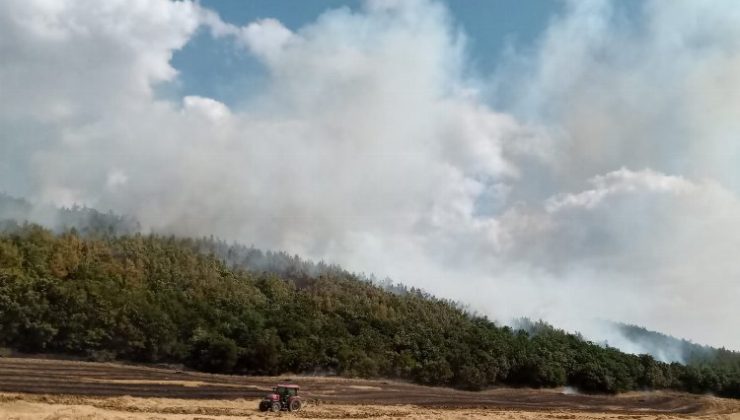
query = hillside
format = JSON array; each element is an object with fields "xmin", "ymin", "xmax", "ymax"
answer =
[
  {"xmin": 0, "ymin": 224, "xmax": 739, "ymax": 397},
  {"xmin": 614, "ymin": 324, "xmax": 717, "ymax": 363}
]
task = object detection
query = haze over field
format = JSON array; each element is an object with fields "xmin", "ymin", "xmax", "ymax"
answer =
[{"xmin": 1, "ymin": 0, "xmax": 739, "ymax": 352}]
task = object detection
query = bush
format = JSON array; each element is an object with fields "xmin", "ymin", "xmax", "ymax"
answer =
[{"xmin": 86, "ymin": 349, "xmax": 117, "ymax": 363}]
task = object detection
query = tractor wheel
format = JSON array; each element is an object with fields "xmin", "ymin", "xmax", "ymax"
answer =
[
  {"xmin": 258, "ymin": 401, "xmax": 269, "ymax": 412},
  {"xmin": 289, "ymin": 399, "xmax": 302, "ymax": 412},
  {"xmin": 271, "ymin": 402, "xmax": 281, "ymax": 412}
]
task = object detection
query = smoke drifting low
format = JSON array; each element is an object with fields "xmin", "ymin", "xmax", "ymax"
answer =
[{"xmin": 1, "ymin": 0, "xmax": 739, "ymax": 352}]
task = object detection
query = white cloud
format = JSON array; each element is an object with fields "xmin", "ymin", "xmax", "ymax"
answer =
[
  {"xmin": 238, "ymin": 19, "xmax": 294, "ymax": 62},
  {"xmin": 0, "ymin": 0, "xmax": 200, "ymax": 121},
  {"xmin": 183, "ymin": 96, "xmax": 231, "ymax": 120},
  {"xmin": 198, "ymin": 10, "xmax": 294, "ymax": 62}
]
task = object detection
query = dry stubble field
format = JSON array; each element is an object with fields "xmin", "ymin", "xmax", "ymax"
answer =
[{"xmin": 0, "ymin": 357, "xmax": 738, "ymax": 419}]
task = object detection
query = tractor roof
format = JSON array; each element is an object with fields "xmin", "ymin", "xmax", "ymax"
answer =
[{"xmin": 277, "ymin": 384, "xmax": 299, "ymax": 389}]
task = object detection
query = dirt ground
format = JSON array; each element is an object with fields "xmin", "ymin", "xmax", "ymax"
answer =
[{"xmin": 0, "ymin": 357, "xmax": 739, "ymax": 419}]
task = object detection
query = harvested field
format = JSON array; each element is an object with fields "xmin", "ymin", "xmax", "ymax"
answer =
[{"xmin": 0, "ymin": 357, "xmax": 739, "ymax": 419}]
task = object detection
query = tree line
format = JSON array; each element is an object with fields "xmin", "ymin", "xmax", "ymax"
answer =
[{"xmin": 0, "ymin": 224, "xmax": 739, "ymax": 397}]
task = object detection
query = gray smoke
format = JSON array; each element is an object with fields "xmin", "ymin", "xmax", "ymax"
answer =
[{"xmin": 1, "ymin": 0, "xmax": 740, "ymax": 352}]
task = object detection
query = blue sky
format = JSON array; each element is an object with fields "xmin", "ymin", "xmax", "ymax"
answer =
[{"xmin": 171, "ymin": 0, "xmax": 561, "ymax": 106}]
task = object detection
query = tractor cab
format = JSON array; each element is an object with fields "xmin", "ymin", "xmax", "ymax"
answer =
[
  {"xmin": 259, "ymin": 384, "xmax": 302, "ymax": 412},
  {"xmin": 275, "ymin": 384, "xmax": 298, "ymax": 399}
]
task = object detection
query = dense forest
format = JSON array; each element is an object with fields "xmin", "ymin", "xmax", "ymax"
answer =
[{"xmin": 0, "ymin": 221, "xmax": 739, "ymax": 397}]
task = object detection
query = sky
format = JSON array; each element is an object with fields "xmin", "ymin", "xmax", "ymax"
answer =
[
  {"xmin": 169, "ymin": 0, "xmax": 559, "ymax": 106},
  {"xmin": 1, "ymin": 0, "xmax": 740, "ymax": 354}
]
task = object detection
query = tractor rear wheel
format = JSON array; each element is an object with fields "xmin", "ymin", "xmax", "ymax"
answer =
[
  {"xmin": 271, "ymin": 402, "xmax": 281, "ymax": 412},
  {"xmin": 289, "ymin": 399, "xmax": 302, "ymax": 412}
]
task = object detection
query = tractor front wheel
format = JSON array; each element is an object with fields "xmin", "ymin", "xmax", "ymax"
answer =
[
  {"xmin": 271, "ymin": 402, "xmax": 281, "ymax": 412},
  {"xmin": 289, "ymin": 399, "xmax": 302, "ymax": 412}
]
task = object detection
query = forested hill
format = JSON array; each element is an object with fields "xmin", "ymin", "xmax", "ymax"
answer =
[
  {"xmin": 615, "ymin": 324, "xmax": 718, "ymax": 364},
  {"xmin": 1, "ymin": 225, "xmax": 740, "ymax": 397},
  {"xmin": 0, "ymin": 193, "xmax": 139, "ymax": 236}
]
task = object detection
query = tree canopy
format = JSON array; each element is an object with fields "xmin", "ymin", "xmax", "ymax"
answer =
[{"xmin": 0, "ymin": 224, "xmax": 738, "ymax": 397}]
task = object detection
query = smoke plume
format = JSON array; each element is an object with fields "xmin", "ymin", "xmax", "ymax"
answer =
[{"xmin": 1, "ymin": 0, "xmax": 739, "ymax": 352}]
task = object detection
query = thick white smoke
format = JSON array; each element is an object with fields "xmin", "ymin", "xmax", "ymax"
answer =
[{"xmin": 1, "ymin": 0, "xmax": 739, "ymax": 353}]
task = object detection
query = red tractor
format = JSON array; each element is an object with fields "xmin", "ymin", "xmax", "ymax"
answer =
[{"xmin": 258, "ymin": 383, "xmax": 302, "ymax": 412}]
